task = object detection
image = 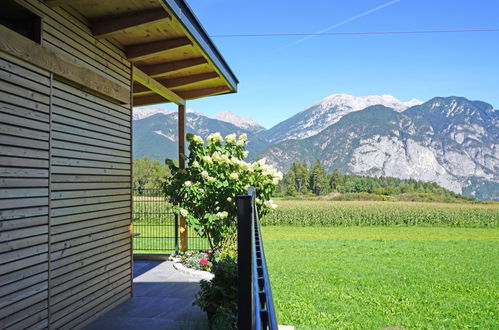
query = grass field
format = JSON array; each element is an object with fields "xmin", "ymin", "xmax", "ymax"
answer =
[
  {"xmin": 263, "ymin": 200, "xmax": 499, "ymax": 227},
  {"xmin": 262, "ymin": 226, "xmax": 499, "ymax": 329},
  {"xmin": 131, "ymin": 197, "xmax": 499, "ymax": 327}
]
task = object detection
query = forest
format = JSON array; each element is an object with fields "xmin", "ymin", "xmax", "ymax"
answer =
[{"xmin": 133, "ymin": 157, "xmax": 475, "ymax": 202}]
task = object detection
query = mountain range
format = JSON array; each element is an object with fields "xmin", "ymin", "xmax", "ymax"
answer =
[{"xmin": 132, "ymin": 94, "xmax": 499, "ymax": 201}]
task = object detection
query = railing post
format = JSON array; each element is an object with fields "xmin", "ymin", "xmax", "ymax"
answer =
[{"xmin": 237, "ymin": 194, "xmax": 253, "ymax": 330}]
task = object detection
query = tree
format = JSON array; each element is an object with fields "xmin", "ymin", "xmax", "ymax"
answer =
[
  {"xmin": 329, "ymin": 169, "xmax": 342, "ymax": 191},
  {"xmin": 309, "ymin": 160, "xmax": 329, "ymax": 195},
  {"xmin": 133, "ymin": 156, "xmax": 171, "ymax": 193},
  {"xmin": 282, "ymin": 170, "xmax": 297, "ymax": 196},
  {"xmin": 290, "ymin": 161, "xmax": 309, "ymax": 194}
]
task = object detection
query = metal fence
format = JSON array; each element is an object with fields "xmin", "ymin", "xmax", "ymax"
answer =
[{"xmin": 132, "ymin": 188, "xmax": 209, "ymax": 254}]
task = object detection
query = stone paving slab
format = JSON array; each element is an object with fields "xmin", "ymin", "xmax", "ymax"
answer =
[{"xmin": 85, "ymin": 261, "xmax": 208, "ymax": 330}]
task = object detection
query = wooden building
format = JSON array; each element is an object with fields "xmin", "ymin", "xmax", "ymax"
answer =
[{"xmin": 0, "ymin": 0, "xmax": 238, "ymax": 328}]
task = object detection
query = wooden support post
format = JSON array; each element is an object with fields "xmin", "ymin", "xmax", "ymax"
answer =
[{"xmin": 178, "ymin": 104, "xmax": 187, "ymax": 252}]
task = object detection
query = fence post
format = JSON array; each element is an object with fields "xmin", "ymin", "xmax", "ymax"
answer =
[
  {"xmin": 237, "ymin": 194, "xmax": 253, "ymax": 330},
  {"xmin": 174, "ymin": 214, "xmax": 179, "ymax": 255}
]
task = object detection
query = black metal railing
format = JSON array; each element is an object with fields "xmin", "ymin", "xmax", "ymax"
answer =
[
  {"xmin": 237, "ymin": 187, "xmax": 278, "ymax": 330},
  {"xmin": 132, "ymin": 188, "xmax": 209, "ymax": 254}
]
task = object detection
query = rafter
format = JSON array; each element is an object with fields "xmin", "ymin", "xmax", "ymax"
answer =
[
  {"xmin": 91, "ymin": 9, "xmax": 170, "ymax": 39},
  {"xmin": 133, "ymin": 72, "xmax": 219, "ymax": 94},
  {"xmin": 126, "ymin": 37, "xmax": 192, "ymax": 62},
  {"xmin": 139, "ymin": 57, "xmax": 207, "ymax": 78},
  {"xmin": 132, "ymin": 83, "xmax": 153, "ymax": 95},
  {"xmin": 42, "ymin": 0, "xmax": 71, "ymax": 7},
  {"xmin": 177, "ymin": 86, "xmax": 231, "ymax": 100},
  {"xmin": 133, "ymin": 66, "xmax": 185, "ymax": 105},
  {"xmin": 133, "ymin": 94, "xmax": 170, "ymax": 107}
]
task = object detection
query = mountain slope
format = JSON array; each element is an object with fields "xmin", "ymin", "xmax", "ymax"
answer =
[
  {"xmin": 259, "ymin": 97, "xmax": 499, "ymax": 200},
  {"xmin": 261, "ymin": 94, "xmax": 422, "ymax": 143},
  {"xmin": 215, "ymin": 111, "xmax": 266, "ymax": 133},
  {"xmin": 133, "ymin": 112, "xmax": 269, "ymax": 161}
]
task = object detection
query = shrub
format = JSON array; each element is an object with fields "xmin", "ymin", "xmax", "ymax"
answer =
[
  {"xmin": 162, "ymin": 132, "xmax": 281, "ymax": 250},
  {"xmin": 194, "ymin": 256, "xmax": 238, "ymax": 329}
]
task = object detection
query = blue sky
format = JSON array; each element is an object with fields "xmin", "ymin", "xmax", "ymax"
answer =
[{"xmin": 166, "ymin": 0, "xmax": 499, "ymax": 128}]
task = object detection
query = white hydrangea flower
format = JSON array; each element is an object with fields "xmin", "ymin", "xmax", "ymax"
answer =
[
  {"xmin": 207, "ymin": 176, "xmax": 215, "ymax": 182},
  {"xmin": 211, "ymin": 151, "xmax": 222, "ymax": 163},
  {"xmin": 191, "ymin": 135, "xmax": 203, "ymax": 144},
  {"xmin": 201, "ymin": 171, "xmax": 209, "ymax": 179},
  {"xmin": 236, "ymin": 140, "xmax": 244, "ymax": 147},
  {"xmin": 207, "ymin": 132, "xmax": 223, "ymax": 143},
  {"xmin": 238, "ymin": 160, "xmax": 250, "ymax": 171},
  {"xmin": 229, "ymin": 172, "xmax": 239, "ymax": 180},
  {"xmin": 220, "ymin": 154, "xmax": 230, "ymax": 164},
  {"xmin": 179, "ymin": 208, "xmax": 189, "ymax": 217},
  {"xmin": 242, "ymin": 151, "xmax": 249, "ymax": 158},
  {"xmin": 191, "ymin": 161, "xmax": 200, "ymax": 168},
  {"xmin": 227, "ymin": 197, "xmax": 232, "ymax": 202},
  {"xmin": 202, "ymin": 155, "xmax": 213, "ymax": 164},
  {"xmin": 225, "ymin": 133, "xmax": 236, "ymax": 144},
  {"xmin": 198, "ymin": 188, "xmax": 204, "ymax": 193},
  {"xmin": 238, "ymin": 133, "xmax": 248, "ymax": 143},
  {"xmin": 184, "ymin": 181, "xmax": 192, "ymax": 187},
  {"xmin": 216, "ymin": 211, "xmax": 228, "ymax": 219}
]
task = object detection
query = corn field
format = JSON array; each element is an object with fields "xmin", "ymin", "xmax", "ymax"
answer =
[{"xmin": 261, "ymin": 200, "xmax": 499, "ymax": 227}]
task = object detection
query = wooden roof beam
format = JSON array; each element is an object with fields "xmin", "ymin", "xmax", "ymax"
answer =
[
  {"xmin": 133, "ymin": 94, "xmax": 171, "ymax": 107},
  {"xmin": 126, "ymin": 37, "xmax": 192, "ymax": 62},
  {"xmin": 133, "ymin": 66, "xmax": 185, "ymax": 105},
  {"xmin": 91, "ymin": 9, "xmax": 170, "ymax": 39},
  {"xmin": 133, "ymin": 72, "xmax": 219, "ymax": 93},
  {"xmin": 42, "ymin": 0, "xmax": 71, "ymax": 7},
  {"xmin": 133, "ymin": 85, "xmax": 231, "ymax": 104},
  {"xmin": 177, "ymin": 86, "xmax": 231, "ymax": 100},
  {"xmin": 139, "ymin": 57, "xmax": 207, "ymax": 78},
  {"xmin": 163, "ymin": 72, "xmax": 219, "ymax": 88}
]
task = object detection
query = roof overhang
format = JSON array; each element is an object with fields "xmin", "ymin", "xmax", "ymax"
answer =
[{"xmin": 44, "ymin": 0, "xmax": 238, "ymax": 106}]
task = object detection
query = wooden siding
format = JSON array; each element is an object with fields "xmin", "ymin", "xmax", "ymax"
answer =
[
  {"xmin": 19, "ymin": 0, "xmax": 131, "ymax": 88},
  {"xmin": 0, "ymin": 1, "xmax": 133, "ymax": 324},
  {"xmin": 48, "ymin": 79, "xmax": 132, "ymax": 329},
  {"xmin": 0, "ymin": 53, "xmax": 51, "ymax": 330}
]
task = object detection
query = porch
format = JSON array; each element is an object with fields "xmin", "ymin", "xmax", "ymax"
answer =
[{"xmin": 85, "ymin": 260, "xmax": 208, "ymax": 330}]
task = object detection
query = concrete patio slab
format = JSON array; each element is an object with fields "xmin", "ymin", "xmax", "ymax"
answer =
[{"xmin": 85, "ymin": 261, "xmax": 208, "ymax": 330}]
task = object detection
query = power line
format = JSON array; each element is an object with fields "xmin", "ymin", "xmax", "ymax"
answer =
[{"xmin": 210, "ymin": 28, "xmax": 499, "ymax": 38}]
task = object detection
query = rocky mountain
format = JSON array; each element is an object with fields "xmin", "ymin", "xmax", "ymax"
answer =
[
  {"xmin": 261, "ymin": 94, "xmax": 422, "ymax": 143},
  {"xmin": 133, "ymin": 110, "xmax": 268, "ymax": 161},
  {"xmin": 215, "ymin": 111, "xmax": 266, "ymax": 133},
  {"xmin": 132, "ymin": 106, "xmax": 175, "ymax": 121},
  {"xmin": 258, "ymin": 97, "xmax": 499, "ymax": 200},
  {"xmin": 132, "ymin": 95, "xmax": 498, "ymax": 200}
]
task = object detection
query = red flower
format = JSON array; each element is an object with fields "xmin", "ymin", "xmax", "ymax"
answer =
[{"xmin": 200, "ymin": 257, "xmax": 209, "ymax": 265}]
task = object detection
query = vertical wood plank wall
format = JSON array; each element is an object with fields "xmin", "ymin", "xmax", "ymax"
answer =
[{"xmin": 1, "ymin": 1, "xmax": 133, "ymax": 329}]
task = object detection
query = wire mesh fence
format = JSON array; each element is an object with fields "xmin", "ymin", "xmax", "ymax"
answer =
[{"xmin": 132, "ymin": 188, "xmax": 210, "ymax": 254}]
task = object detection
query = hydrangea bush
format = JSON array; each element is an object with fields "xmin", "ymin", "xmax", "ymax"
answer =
[{"xmin": 162, "ymin": 132, "xmax": 282, "ymax": 250}]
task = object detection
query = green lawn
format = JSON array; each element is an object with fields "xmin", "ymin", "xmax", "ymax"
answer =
[{"xmin": 262, "ymin": 226, "xmax": 499, "ymax": 329}]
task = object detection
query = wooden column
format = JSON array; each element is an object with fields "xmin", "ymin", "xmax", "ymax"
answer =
[{"xmin": 178, "ymin": 104, "xmax": 187, "ymax": 251}]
